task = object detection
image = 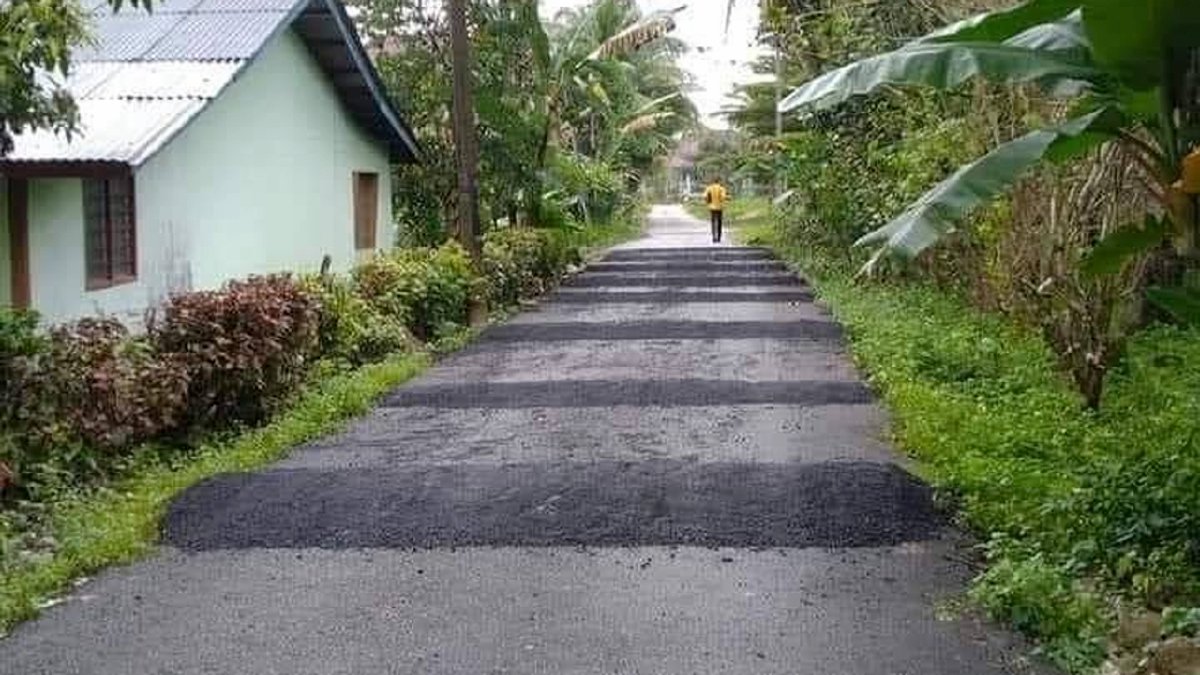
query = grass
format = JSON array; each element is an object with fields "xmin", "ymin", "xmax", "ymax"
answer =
[
  {"xmin": 739, "ymin": 217, "xmax": 1200, "ymax": 673},
  {"xmin": 564, "ymin": 212, "xmax": 644, "ymax": 252},
  {"xmin": 0, "ymin": 354, "xmax": 429, "ymax": 635},
  {"xmin": 0, "ymin": 215, "xmax": 647, "ymax": 636}
]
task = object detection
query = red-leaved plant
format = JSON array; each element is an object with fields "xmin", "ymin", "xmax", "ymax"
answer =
[{"xmin": 150, "ymin": 275, "xmax": 321, "ymax": 431}]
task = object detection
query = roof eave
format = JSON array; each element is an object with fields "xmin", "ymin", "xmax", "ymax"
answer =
[{"xmin": 310, "ymin": 0, "xmax": 422, "ymax": 164}]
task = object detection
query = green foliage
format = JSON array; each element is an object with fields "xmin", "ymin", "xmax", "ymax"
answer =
[
  {"xmin": 366, "ymin": 0, "xmax": 691, "ymax": 240},
  {"xmin": 1081, "ymin": 215, "xmax": 1169, "ymax": 277},
  {"xmin": 972, "ymin": 557, "xmax": 1108, "ymax": 672},
  {"xmin": 481, "ymin": 227, "xmax": 579, "ymax": 307},
  {"xmin": 353, "ymin": 243, "xmax": 480, "ymax": 341},
  {"xmin": 0, "ymin": 352, "xmax": 429, "ymax": 634},
  {"xmin": 778, "ymin": 0, "xmax": 1200, "ymax": 268},
  {"xmin": 0, "ymin": 214, "xmax": 639, "ymax": 631},
  {"xmin": 300, "ymin": 275, "xmax": 417, "ymax": 368},
  {"xmin": 0, "ymin": 315, "xmax": 187, "ymax": 501},
  {"xmin": 755, "ymin": 221, "xmax": 1200, "ymax": 671},
  {"xmin": 1164, "ymin": 606, "xmax": 1200, "ymax": 637},
  {"xmin": 549, "ymin": 151, "xmax": 625, "ymax": 224}
]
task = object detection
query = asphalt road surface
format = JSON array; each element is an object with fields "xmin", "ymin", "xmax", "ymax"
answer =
[{"xmin": 0, "ymin": 205, "xmax": 1046, "ymax": 675}]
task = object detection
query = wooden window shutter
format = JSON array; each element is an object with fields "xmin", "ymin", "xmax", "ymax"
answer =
[
  {"xmin": 353, "ymin": 172, "xmax": 379, "ymax": 250},
  {"xmin": 83, "ymin": 172, "xmax": 137, "ymax": 289}
]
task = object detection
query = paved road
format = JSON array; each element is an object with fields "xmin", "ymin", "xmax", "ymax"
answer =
[{"xmin": 0, "ymin": 205, "xmax": 1043, "ymax": 674}]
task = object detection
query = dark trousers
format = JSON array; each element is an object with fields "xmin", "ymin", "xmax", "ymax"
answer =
[{"xmin": 710, "ymin": 209, "xmax": 724, "ymax": 242}]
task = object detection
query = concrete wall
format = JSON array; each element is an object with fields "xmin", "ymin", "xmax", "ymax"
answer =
[
  {"xmin": 20, "ymin": 27, "xmax": 392, "ymax": 324},
  {"xmin": 23, "ymin": 177, "xmax": 190, "ymax": 324},
  {"xmin": 141, "ymin": 28, "xmax": 393, "ymax": 292}
]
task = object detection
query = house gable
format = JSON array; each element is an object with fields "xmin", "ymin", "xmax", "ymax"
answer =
[{"xmin": 1, "ymin": 0, "xmax": 418, "ymax": 172}]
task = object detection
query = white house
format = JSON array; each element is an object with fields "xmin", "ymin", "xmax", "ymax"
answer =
[{"xmin": 0, "ymin": 0, "xmax": 419, "ymax": 325}]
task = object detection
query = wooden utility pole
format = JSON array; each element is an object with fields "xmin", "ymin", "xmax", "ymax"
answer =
[{"xmin": 447, "ymin": 0, "xmax": 481, "ymax": 259}]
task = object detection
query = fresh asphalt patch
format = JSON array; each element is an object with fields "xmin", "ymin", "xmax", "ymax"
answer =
[
  {"xmin": 565, "ymin": 273, "xmax": 802, "ymax": 287},
  {"xmin": 478, "ymin": 320, "xmax": 844, "ymax": 342},
  {"xmin": 604, "ymin": 247, "xmax": 773, "ymax": 261},
  {"xmin": 164, "ymin": 460, "xmax": 945, "ymax": 551},
  {"xmin": 380, "ymin": 379, "xmax": 874, "ymax": 409},
  {"xmin": 548, "ymin": 290, "xmax": 816, "ymax": 304},
  {"xmin": 585, "ymin": 261, "xmax": 788, "ymax": 272}
]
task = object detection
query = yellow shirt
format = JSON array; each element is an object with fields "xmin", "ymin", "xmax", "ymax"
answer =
[{"xmin": 703, "ymin": 183, "xmax": 728, "ymax": 211}]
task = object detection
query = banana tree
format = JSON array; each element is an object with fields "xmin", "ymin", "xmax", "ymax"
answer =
[
  {"xmin": 534, "ymin": 3, "xmax": 684, "ymax": 165},
  {"xmin": 778, "ymin": 0, "xmax": 1200, "ymax": 320}
]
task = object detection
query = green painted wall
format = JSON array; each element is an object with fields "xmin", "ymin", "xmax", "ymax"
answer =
[
  {"xmin": 25, "ymin": 27, "xmax": 393, "ymax": 324},
  {"xmin": 138, "ymin": 28, "xmax": 393, "ymax": 292}
]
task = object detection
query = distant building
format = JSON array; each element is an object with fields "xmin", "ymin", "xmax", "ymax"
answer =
[{"xmin": 0, "ymin": 0, "xmax": 419, "ymax": 324}]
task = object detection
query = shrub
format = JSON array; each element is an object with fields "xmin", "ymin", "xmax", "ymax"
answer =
[
  {"xmin": 150, "ymin": 275, "xmax": 320, "ymax": 431},
  {"xmin": 972, "ymin": 556, "xmax": 1108, "ymax": 673},
  {"xmin": 0, "ymin": 314, "xmax": 187, "ymax": 497},
  {"xmin": 44, "ymin": 319, "xmax": 188, "ymax": 451},
  {"xmin": 0, "ymin": 310, "xmax": 52, "ymax": 496},
  {"xmin": 354, "ymin": 243, "xmax": 480, "ymax": 340},
  {"xmin": 482, "ymin": 227, "xmax": 578, "ymax": 307},
  {"xmin": 301, "ymin": 274, "xmax": 417, "ymax": 367}
]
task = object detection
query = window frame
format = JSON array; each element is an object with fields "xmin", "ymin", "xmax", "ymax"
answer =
[{"xmin": 83, "ymin": 172, "xmax": 137, "ymax": 291}]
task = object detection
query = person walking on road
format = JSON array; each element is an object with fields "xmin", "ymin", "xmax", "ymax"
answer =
[{"xmin": 703, "ymin": 177, "xmax": 729, "ymax": 244}]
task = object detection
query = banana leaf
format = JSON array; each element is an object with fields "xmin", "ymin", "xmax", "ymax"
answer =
[
  {"xmin": 925, "ymin": 0, "xmax": 1082, "ymax": 44},
  {"xmin": 855, "ymin": 108, "xmax": 1122, "ymax": 261},
  {"xmin": 778, "ymin": 42, "xmax": 1100, "ymax": 113}
]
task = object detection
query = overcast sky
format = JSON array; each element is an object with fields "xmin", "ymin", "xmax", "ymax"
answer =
[{"xmin": 539, "ymin": 0, "xmax": 767, "ymax": 128}]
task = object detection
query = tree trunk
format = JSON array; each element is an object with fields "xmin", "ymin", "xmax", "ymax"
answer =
[{"xmin": 447, "ymin": 0, "xmax": 481, "ymax": 260}]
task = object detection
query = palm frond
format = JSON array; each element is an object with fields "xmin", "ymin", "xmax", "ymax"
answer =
[{"xmin": 588, "ymin": 9, "xmax": 682, "ymax": 60}]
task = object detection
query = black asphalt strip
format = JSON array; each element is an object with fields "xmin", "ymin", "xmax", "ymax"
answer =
[
  {"xmin": 380, "ymin": 379, "xmax": 873, "ymax": 409},
  {"xmin": 479, "ymin": 320, "xmax": 843, "ymax": 342},
  {"xmin": 585, "ymin": 261, "xmax": 788, "ymax": 272},
  {"xmin": 566, "ymin": 273, "xmax": 801, "ymax": 287},
  {"xmin": 165, "ymin": 460, "xmax": 945, "ymax": 551},
  {"xmin": 548, "ymin": 290, "xmax": 816, "ymax": 304},
  {"xmin": 604, "ymin": 248, "xmax": 773, "ymax": 261}
]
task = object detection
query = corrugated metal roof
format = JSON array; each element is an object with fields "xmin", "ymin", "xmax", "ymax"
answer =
[
  {"xmin": 10, "ymin": 61, "xmax": 242, "ymax": 163},
  {"xmin": 72, "ymin": 61, "xmax": 242, "ymax": 99},
  {"xmin": 9, "ymin": 99, "xmax": 207, "ymax": 165},
  {"xmin": 77, "ymin": 0, "xmax": 292, "ymax": 62},
  {"xmin": 4, "ymin": 0, "xmax": 421, "ymax": 166},
  {"xmin": 138, "ymin": 11, "xmax": 291, "ymax": 61}
]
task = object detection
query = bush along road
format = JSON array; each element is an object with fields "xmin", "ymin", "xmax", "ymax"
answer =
[
  {"xmin": 0, "ymin": 220, "xmax": 638, "ymax": 635},
  {"xmin": 0, "ymin": 206, "xmax": 1051, "ymax": 675}
]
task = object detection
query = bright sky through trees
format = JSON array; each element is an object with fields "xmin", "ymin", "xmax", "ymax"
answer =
[{"xmin": 540, "ymin": 0, "xmax": 767, "ymax": 128}]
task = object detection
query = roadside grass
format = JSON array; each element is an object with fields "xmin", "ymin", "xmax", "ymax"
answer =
[
  {"xmin": 564, "ymin": 214, "xmax": 643, "ymax": 252},
  {"xmin": 0, "ymin": 215, "xmax": 646, "ymax": 636},
  {"xmin": 739, "ymin": 218, "xmax": 1200, "ymax": 673}
]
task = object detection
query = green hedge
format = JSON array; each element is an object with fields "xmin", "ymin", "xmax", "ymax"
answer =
[{"xmin": 0, "ymin": 230, "xmax": 597, "ymax": 505}]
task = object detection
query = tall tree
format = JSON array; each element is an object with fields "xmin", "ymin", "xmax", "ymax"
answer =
[{"xmin": 446, "ymin": 0, "xmax": 482, "ymax": 259}]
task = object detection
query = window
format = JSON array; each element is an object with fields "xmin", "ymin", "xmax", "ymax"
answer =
[
  {"xmin": 353, "ymin": 172, "xmax": 379, "ymax": 250},
  {"xmin": 83, "ymin": 174, "xmax": 136, "ymax": 289}
]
